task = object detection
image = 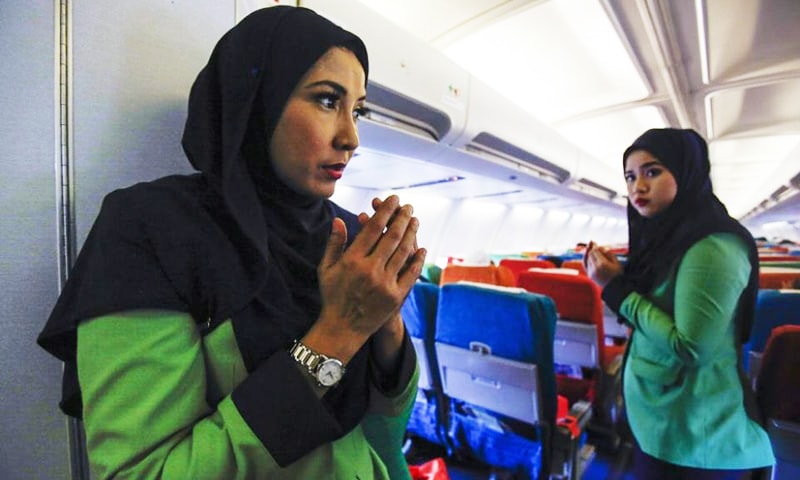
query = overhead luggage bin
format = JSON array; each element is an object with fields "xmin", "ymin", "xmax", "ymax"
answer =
[
  {"xmin": 570, "ymin": 151, "xmax": 626, "ymax": 201},
  {"xmin": 303, "ymin": 0, "xmax": 470, "ymax": 146},
  {"xmin": 453, "ymin": 77, "xmax": 579, "ymax": 185}
]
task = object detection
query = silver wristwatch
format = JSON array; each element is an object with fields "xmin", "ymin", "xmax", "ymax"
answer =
[{"xmin": 288, "ymin": 339, "xmax": 346, "ymax": 387}]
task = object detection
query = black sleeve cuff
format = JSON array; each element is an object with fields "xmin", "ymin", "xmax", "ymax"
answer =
[
  {"xmin": 370, "ymin": 329, "xmax": 416, "ymax": 396},
  {"xmin": 601, "ymin": 276, "xmax": 635, "ymax": 316},
  {"xmin": 231, "ymin": 352, "xmax": 342, "ymax": 466}
]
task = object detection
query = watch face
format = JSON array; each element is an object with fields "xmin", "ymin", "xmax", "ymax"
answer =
[{"xmin": 316, "ymin": 359, "xmax": 344, "ymax": 387}]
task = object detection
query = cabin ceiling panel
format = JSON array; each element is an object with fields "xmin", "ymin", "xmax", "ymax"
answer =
[
  {"xmin": 442, "ymin": 0, "xmax": 649, "ymax": 123},
  {"xmin": 710, "ymin": 136, "xmax": 800, "ymax": 171},
  {"xmin": 708, "ymin": 80, "xmax": 800, "ymax": 138},
  {"xmin": 704, "ymin": 0, "xmax": 800, "ymax": 82}
]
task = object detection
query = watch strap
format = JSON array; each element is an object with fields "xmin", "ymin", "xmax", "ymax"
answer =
[{"xmin": 289, "ymin": 339, "xmax": 326, "ymax": 375}]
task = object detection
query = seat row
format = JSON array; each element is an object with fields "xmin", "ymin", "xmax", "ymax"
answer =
[
  {"xmin": 405, "ymin": 259, "xmax": 800, "ymax": 478},
  {"xmin": 402, "ymin": 281, "xmax": 605, "ymax": 480},
  {"xmin": 438, "ymin": 261, "xmax": 628, "ymax": 425},
  {"xmin": 737, "ymin": 288, "xmax": 800, "ymax": 479}
]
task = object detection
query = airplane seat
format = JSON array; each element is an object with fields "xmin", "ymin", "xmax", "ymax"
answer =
[
  {"xmin": 754, "ymin": 325, "xmax": 800, "ymax": 479},
  {"xmin": 400, "ymin": 281, "xmax": 448, "ymax": 449},
  {"xmin": 758, "ymin": 267, "xmax": 800, "ymax": 289},
  {"xmin": 743, "ymin": 289, "xmax": 800, "ymax": 379},
  {"xmin": 434, "ymin": 282, "xmax": 567, "ymax": 479},
  {"xmin": 561, "ymin": 259, "xmax": 587, "ymax": 276},
  {"xmin": 439, "ymin": 264, "xmax": 516, "ymax": 287},
  {"xmin": 517, "ymin": 270, "xmax": 624, "ymax": 370},
  {"xmin": 498, "ymin": 258, "xmax": 556, "ymax": 284},
  {"xmin": 516, "ymin": 270, "xmax": 626, "ymax": 445}
]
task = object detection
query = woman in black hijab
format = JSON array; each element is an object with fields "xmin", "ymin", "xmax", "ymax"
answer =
[
  {"xmin": 584, "ymin": 128, "xmax": 773, "ymax": 479},
  {"xmin": 37, "ymin": 6, "xmax": 425, "ymax": 479}
]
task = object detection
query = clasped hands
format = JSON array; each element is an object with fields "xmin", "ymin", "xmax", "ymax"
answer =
[{"xmin": 307, "ymin": 195, "xmax": 426, "ymax": 367}]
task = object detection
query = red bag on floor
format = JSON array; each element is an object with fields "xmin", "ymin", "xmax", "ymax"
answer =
[{"xmin": 408, "ymin": 457, "xmax": 450, "ymax": 480}]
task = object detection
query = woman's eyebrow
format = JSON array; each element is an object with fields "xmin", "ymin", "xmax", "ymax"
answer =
[
  {"xmin": 626, "ymin": 161, "xmax": 662, "ymax": 174},
  {"xmin": 304, "ymin": 80, "xmax": 366, "ymax": 101},
  {"xmin": 640, "ymin": 161, "xmax": 662, "ymax": 169}
]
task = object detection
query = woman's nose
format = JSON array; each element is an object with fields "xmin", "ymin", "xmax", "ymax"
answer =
[
  {"xmin": 334, "ymin": 115, "xmax": 359, "ymax": 151},
  {"xmin": 632, "ymin": 176, "xmax": 648, "ymax": 192}
]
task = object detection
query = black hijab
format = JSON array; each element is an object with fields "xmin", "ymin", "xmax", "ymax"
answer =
[
  {"xmin": 182, "ymin": 5, "xmax": 368, "ymax": 270},
  {"xmin": 622, "ymin": 128, "xmax": 759, "ymax": 343},
  {"xmin": 38, "ymin": 6, "xmax": 370, "ymax": 420}
]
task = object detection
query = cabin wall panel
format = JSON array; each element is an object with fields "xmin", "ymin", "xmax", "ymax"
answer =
[
  {"xmin": 332, "ymin": 188, "xmax": 462, "ymax": 265},
  {"xmin": 591, "ymin": 217, "xmax": 628, "ymax": 247},
  {"xmin": 491, "ymin": 205, "xmax": 549, "ymax": 254},
  {"xmin": 426, "ymin": 200, "xmax": 508, "ymax": 262},
  {"xmin": 404, "ymin": 195, "xmax": 457, "ymax": 261},
  {"xmin": 497, "ymin": 208, "xmax": 627, "ymax": 254},
  {"xmin": 0, "ymin": 2, "xmax": 67, "ymax": 479},
  {"xmin": 546, "ymin": 212, "xmax": 591, "ymax": 251},
  {"xmin": 71, "ymin": 0, "xmax": 232, "ymax": 245}
]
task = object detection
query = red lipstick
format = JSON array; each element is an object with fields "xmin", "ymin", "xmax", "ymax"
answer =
[{"xmin": 323, "ymin": 163, "xmax": 345, "ymax": 180}]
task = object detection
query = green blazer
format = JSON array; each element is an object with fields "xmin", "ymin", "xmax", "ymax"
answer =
[
  {"xmin": 619, "ymin": 233, "xmax": 774, "ymax": 469},
  {"xmin": 77, "ymin": 312, "xmax": 417, "ymax": 479}
]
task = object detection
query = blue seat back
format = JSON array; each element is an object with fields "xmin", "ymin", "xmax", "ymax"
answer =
[
  {"xmin": 744, "ymin": 289, "xmax": 800, "ymax": 372},
  {"xmin": 433, "ymin": 283, "xmax": 558, "ymax": 478},
  {"xmin": 435, "ymin": 283, "xmax": 557, "ymax": 424}
]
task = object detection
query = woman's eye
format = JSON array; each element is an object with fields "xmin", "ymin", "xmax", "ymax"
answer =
[
  {"xmin": 353, "ymin": 106, "xmax": 369, "ymax": 120},
  {"xmin": 316, "ymin": 93, "xmax": 339, "ymax": 109},
  {"xmin": 646, "ymin": 168, "xmax": 662, "ymax": 178},
  {"xmin": 624, "ymin": 174, "xmax": 635, "ymax": 183}
]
